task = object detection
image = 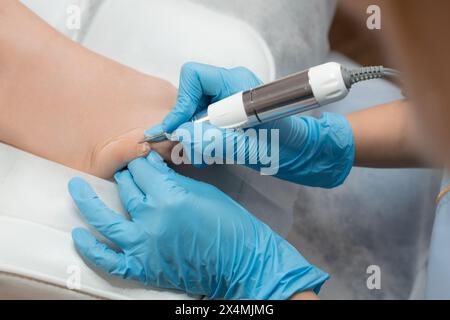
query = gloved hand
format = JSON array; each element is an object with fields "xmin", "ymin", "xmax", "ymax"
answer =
[
  {"xmin": 70, "ymin": 151, "xmax": 329, "ymax": 299},
  {"xmin": 147, "ymin": 62, "xmax": 354, "ymax": 188}
]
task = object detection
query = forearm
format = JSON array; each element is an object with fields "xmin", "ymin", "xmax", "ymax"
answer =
[
  {"xmin": 347, "ymin": 100, "xmax": 427, "ymax": 168},
  {"xmin": 0, "ymin": 0, "xmax": 176, "ymax": 178}
]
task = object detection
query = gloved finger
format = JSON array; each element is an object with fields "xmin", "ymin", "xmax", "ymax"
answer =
[
  {"xmin": 72, "ymin": 228, "xmax": 130, "ymax": 279},
  {"xmin": 145, "ymin": 149, "xmax": 204, "ymax": 189},
  {"xmin": 178, "ymin": 64, "xmax": 262, "ymax": 102},
  {"xmin": 225, "ymin": 66, "xmax": 263, "ymax": 91},
  {"xmin": 127, "ymin": 152, "xmax": 185, "ymax": 199},
  {"xmin": 163, "ymin": 63, "xmax": 231, "ymax": 133},
  {"xmin": 69, "ymin": 177, "xmax": 136, "ymax": 247},
  {"xmin": 144, "ymin": 123, "xmax": 164, "ymax": 139},
  {"xmin": 114, "ymin": 170, "xmax": 147, "ymax": 218},
  {"xmin": 163, "ymin": 63, "xmax": 263, "ymax": 134}
]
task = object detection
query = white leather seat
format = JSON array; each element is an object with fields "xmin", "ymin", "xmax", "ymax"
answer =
[{"xmin": 0, "ymin": 143, "xmax": 194, "ymax": 299}]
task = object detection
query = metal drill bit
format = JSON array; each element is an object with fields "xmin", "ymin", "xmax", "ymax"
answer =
[
  {"xmin": 138, "ymin": 132, "xmax": 170, "ymax": 144},
  {"xmin": 138, "ymin": 114, "xmax": 210, "ymax": 144}
]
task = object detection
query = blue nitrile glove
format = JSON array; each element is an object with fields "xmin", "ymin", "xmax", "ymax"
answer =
[
  {"xmin": 146, "ymin": 62, "xmax": 354, "ymax": 188},
  {"xmin": 69, "ymin": 151, "xmax": 329, "ymax": 300}
]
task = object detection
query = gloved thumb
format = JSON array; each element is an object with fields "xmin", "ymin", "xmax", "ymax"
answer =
[{"xmin": 161, "ymin": 99, "xmax": 195, "ymax": 134}]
